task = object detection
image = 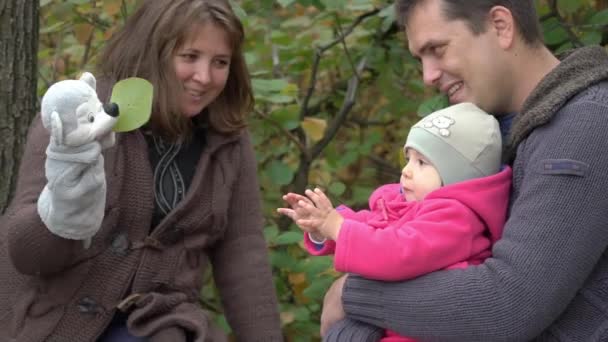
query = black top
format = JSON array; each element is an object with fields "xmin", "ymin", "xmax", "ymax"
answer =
[{"xmin": 144, "ymin": 127, "xmax": 206, "ymax": 230}]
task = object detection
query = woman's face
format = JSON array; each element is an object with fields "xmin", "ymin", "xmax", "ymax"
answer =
[{"xmin": 173, "ymin": 23, "xmax": 232, "ymax": 118}]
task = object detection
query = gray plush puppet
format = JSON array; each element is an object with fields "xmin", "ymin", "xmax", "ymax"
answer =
[{"xmin": 37, "ymin": 72, "xmax": 119, "ymax": 249}]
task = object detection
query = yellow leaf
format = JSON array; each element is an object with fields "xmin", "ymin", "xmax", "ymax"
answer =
[
  {"xmin": 73, "ymin": 23, "xmax": 94, "ymax": 44},
  {"xmin": 301, "ymin": 117, "xmax": 327, "ymax": 142},
  {"xmin": 309, "ymin": 166, "xmax": 331, "ymax": 189},
  {"xmin": 104, "ymin": 27, "xmax": 117, "ymax": 40},
  {"xmin": 398, "ymin": 148, "xmax": 406, "ymax": 167},
  {"xmin": 103, "ymin": 0, "xmax": 122, "ymax": 16},
  {"xmin": 288, "ymin": 272, "xmax": 307, "ymax": 285},
  {"xmin": 280, "ymin": 311, "xmax": 295, "ymax": 325}
]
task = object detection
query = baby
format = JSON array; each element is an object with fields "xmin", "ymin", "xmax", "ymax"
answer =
[{"xmin": 278, "ymin": 102, "xmax": 512, "ymax": 342}]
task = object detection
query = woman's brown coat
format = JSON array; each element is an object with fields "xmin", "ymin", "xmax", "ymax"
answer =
[{"xmin": 0, "ymin": 114, "xmax": 282, "ymax": 341}]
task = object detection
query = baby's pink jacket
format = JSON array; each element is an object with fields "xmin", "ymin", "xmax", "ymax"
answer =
[{"xmin": 304, "ymin": 167, "xmax": 512, "ymax": 281}]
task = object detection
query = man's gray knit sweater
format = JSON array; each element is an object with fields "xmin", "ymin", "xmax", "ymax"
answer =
[{"xmin": 329, "ymin": 46, "xmax": 608, "ymax": 342}]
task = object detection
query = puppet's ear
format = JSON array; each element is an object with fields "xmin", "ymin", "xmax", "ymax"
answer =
[
  {"xmin": 50, "ymin": 111, "xmax": 63, "ymax": 145},
  {"xmin": 79, "ymin": 72, "xmax": 96, "ymax": 91}
]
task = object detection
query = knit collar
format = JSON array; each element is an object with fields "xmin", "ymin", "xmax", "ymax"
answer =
[{"xmin": 505, "ymin": 46, "xmax": 608, "ymax": 162}]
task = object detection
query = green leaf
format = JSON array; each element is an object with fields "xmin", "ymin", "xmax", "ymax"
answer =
[
  {"xmin": 264, "ymin": 225, "xmax": 280, "ymax": 244},
  {"xmin": 380, "ymin": 4, "xmax": 396, "ymax": 33},
  {"xmin": 229, "ymin": 0, "xmax": 247, "ymax": 21},
  {"xmin": 542, "ymin": 18, "xmax": 568, "ymax": 46},
  {"xmin": 590, "ymin": 9, "xmax": 608, "ymax": 26},
  {"xmin": 252, "ymin": 78, "xmax": 289, "ymax": 93},
  {"xmin": 40, "ymin": 21, "xmax": 66, "ymax": 34},
  {"xmin": 329, "ymin": 182, "xmax": 346, "ymax": 196},
  {"xmin": 244, "ymin": 52, "xmax": 258, "ymax": 66},
  {"xmin": 111, "ymin": 78, "xmax": 153, "ymax": 132},
  {"xmin": 302, "ymin": 275, "xmax": 334, "ymax": 300},
  {"xmin": 417, "ymin": 94, "xmax": 448, "ymax": 117},
  {"xmin": 270, "ymin": 105, "xmax": 300, "ymax": 130},
  {"xmin": 359, "ymin": 131, "xmax": 382, "ymax": 154},
  {"xmin": 348, "ymin": 0, "xmax": 375, "ymax": 11},
  {"xmin": 555, "ymin": 41, "xmax": 573, "ymax": 55},
  {"xmin": 281, "ymin": 16, "xmax": 312, "ymax": 28},
  {"xmin": 266, "ymin": 94, "xmax": 295, "ymax": 104},
  {"xmin": 214, "ymin": 314, "xmax": 231, "ymax": 334},
  {"xmin": 581, "ymin": 31, "xmax": 602, "ymax": 46},
  {"xmin": 267, "ymin": 160, "xmax": 295, "ymax": 185},
  {"xmin": 300, "ymin": 0, "xmax": 325, "ymax": 10},
  {"xmin": 270, "ymin": 250, "xmax": 299, "ymax": 269},
  {"xmin": 378, "ymin": 4, "xmax": 395, "ymax": 17},
  {"xmin": 292, "ymin": 306, "xmax": 312, "ymax": 321},
  {"xmin": 278, "ymin": 0, "xmax": 296, "ymax": 7},
  {"xmin": 321, "ymin": 0, "xmax": 347, "ymax": 11},
  {"xmin": 336, "ymin": 150, "xmax": 358, "ymax": 168},
  {"xmin": 352, "ymin": 185, "xmax": 375, "ymax": 204},
  {"xmin": 275, "ymin": 231, "xmax": 303, "ymax": 245},
  {"xmin": 270, "ymin": 30, "xmax": 292, "ymax": 46},
  {"xmin": 558, "ymin": 0, "xmax": 582, "ymax": 15},
  {"xmin": 303, "ymin": 256, "xmax": 333, "ymax": 276}
]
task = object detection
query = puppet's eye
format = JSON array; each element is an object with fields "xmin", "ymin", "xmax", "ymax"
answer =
[{"xmin": 88, "ymin": 113, "xmax": 95, "ymax": 123}]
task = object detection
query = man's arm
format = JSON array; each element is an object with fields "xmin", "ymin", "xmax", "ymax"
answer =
[
  {"xmin": 338, "ymin": 101, "xmax": 608, "ymax": 341},
  {"xmin": 324, "ymin": 318, "xmax": 384, "ymax": 342}
]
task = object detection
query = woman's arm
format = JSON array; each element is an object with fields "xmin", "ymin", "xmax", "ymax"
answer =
[
  {"xmin": 4, "ymin": 115, "xmax": 84, "ymax": 276},
  {"xmin": 209, "ymin": 131, "xmax": 283, "ymax": 341}
]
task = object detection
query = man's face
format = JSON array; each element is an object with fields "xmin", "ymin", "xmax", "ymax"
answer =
[{"xmin": 406, "ymin": 0, "xmax": 510, "ymax": 113}]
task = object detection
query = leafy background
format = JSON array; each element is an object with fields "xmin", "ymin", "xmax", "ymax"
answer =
[{"xmin": 37, "ymin": 0, "xmax": 608, "ymax": 340}]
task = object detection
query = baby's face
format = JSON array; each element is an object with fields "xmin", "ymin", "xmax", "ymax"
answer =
[{"xmin": 400, "ymin": 148, "xmax": 442, "ymax": 201}]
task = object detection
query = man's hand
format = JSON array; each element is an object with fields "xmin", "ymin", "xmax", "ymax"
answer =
[{"xmin": 321, "ymin": 274, "xmax": 348, "ymax": 337}]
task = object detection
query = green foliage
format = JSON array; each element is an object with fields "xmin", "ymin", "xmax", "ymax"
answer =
[{"xmin": 37, "ymin": 0, "xmax": 608, "ymax": 339}]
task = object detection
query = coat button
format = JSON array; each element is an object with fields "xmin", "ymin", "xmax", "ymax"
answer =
[
  {"xmin": 111, "ymin": 232, "xmax": 130, "ymax": 255},
  {"xmin": 77, "ymin": 297, "xmax": 101, "ymax": 314},
  {"xmin": 160, "ymin": 227, "xmax": 183, "ymax": 245}
]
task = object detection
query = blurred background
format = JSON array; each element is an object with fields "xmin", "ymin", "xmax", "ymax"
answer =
[{"xmin": 2, "ymin": 0, "xmax": 608, "ymax": 340}]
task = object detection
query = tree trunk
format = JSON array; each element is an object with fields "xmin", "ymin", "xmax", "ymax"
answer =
[{"xmin": 0, "ymin": 0, "xmax": 39, "ymax": 214}]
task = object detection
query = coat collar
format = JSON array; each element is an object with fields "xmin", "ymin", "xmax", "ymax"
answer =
[{"xmin": 505, "ymin": 46, "xmax": 608, "ymax": 162}]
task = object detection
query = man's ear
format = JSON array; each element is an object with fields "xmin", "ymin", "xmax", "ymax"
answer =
[
  {"xmin": 50, "ymin": 111, "xmax": 64, "ymax": 145},
  {"xmin": 488, "ymin": 6, "xmax": 515, "ymax": 49}
]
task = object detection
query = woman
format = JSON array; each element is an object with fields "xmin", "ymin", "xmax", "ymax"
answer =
[{"xmin": 0, "ymin": 0, "xmax": 282, "ymax": 341}]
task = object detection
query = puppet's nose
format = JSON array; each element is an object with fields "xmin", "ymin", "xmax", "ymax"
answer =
[{"xmin": 103, "ymin": 102, "xmax": 120, "ymax": 117}]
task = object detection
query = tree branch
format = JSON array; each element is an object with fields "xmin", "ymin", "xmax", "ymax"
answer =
[
  {"xmin": 311, "ymin": 57, "xmax": 368, "ymax": 160},
  {"xmin": 546, "ymin": 0, "xmax": 583, "ymax": 47},
  {"xmin": 253, "ymin": 108, "xmax": 309, "ymax": 157},
  {"xmin": 334, "ymin": 13, "xmax": 360, "ymax": 80},
  {"xmin": 299, "ymin": 8, "xmax": 380, "ymax": 120}
]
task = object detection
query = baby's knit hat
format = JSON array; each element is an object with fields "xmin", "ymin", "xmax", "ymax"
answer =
[{"xmin": 404, "ymin": 102, "xmax": 502, "ymax": 185}]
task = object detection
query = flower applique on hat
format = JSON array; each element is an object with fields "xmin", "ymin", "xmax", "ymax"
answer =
[{"xmin": 420, "ymin": 115, "xmax": 455, "ymax": 137}]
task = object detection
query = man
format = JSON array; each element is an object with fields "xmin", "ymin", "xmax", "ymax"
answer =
[{"xmin": 321, "ymin": 0, "xmax": 608, "ymax": 341}]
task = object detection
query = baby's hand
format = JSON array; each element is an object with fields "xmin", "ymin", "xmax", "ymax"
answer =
[
  {"xmin": 298, "ymin": 188, "xmax": 343, "ymax": 240},
  {"xmin": 277, "ymin": 193, "xmax": 320, "ymax": 234}
]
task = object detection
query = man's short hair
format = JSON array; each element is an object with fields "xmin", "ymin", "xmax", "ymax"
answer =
[{"xmin": 395, "ymin": 0, "xmax": 543, "ymax": 46}]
